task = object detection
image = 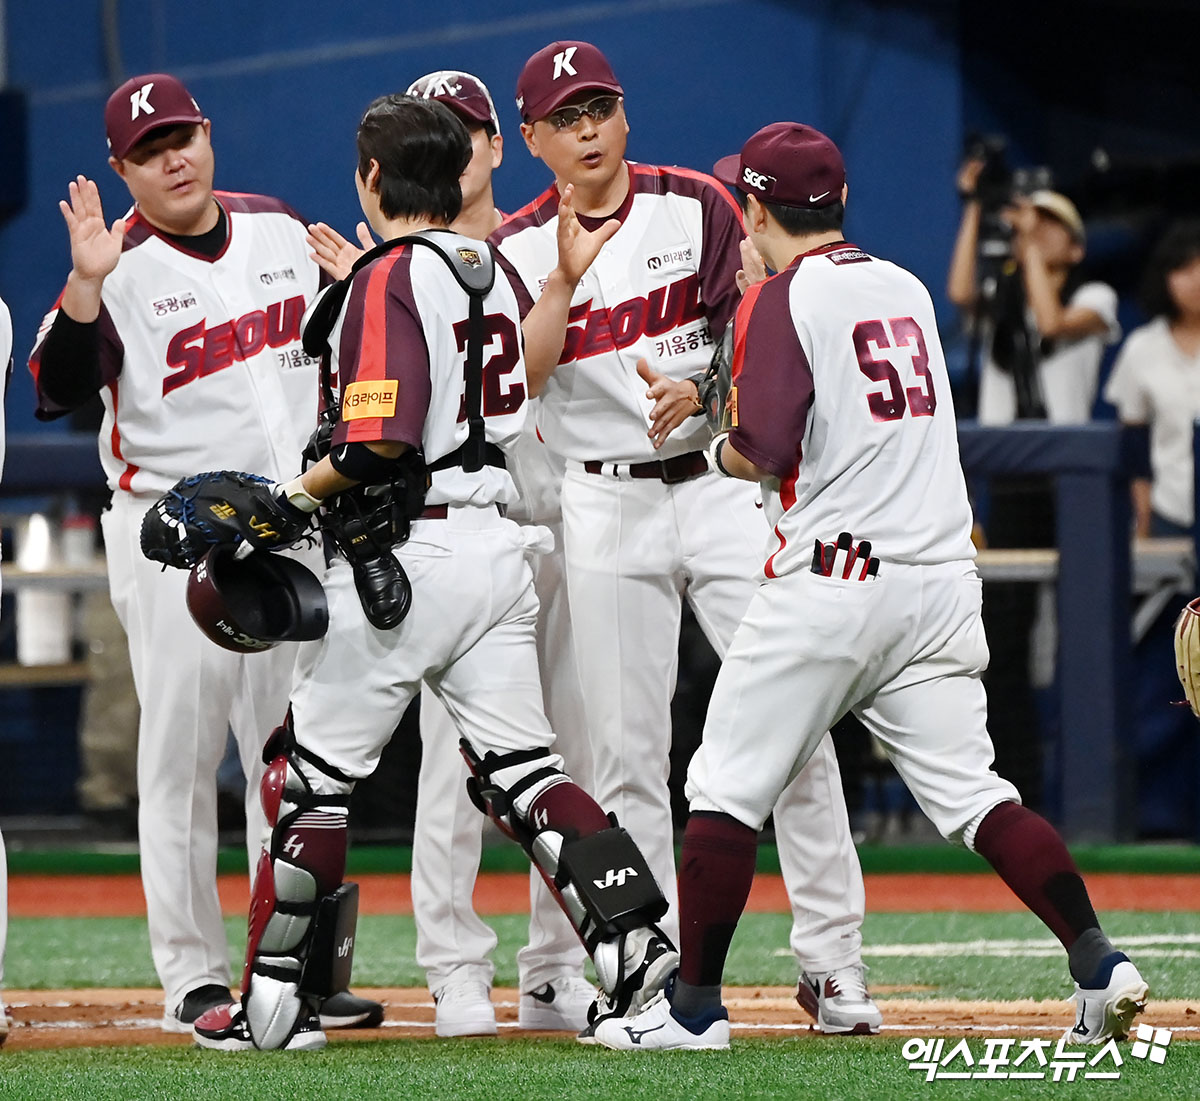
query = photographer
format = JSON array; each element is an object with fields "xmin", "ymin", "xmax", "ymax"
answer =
[
  {"xmin": 948, "ymin": 154, "xmax": 1121, "ymax": 425},
  {"xmin": 946, "ymin": 150, "xmax": 1120, "ymax": 808}
]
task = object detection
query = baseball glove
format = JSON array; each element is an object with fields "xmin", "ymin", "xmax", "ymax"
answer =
[
  {"xmin": 140, "ymin": 470, "xmax": 313, "ymax": 570},
  {"xmin": 695, "ymin": 321, "xmax": 736, "ymax": 434},
  {"xmin": 1174, "ymin": 597, "xmax": 1200, "ymax": 718}
]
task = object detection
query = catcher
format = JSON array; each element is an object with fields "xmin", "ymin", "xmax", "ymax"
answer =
[{"xmin": 142, "ymin": 93, "xmax": 678, "ymax": 1051}]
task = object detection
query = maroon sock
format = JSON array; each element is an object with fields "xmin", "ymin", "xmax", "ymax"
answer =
[
  {"xmin": 526, "ymin": 780, "xmax": 611, "ymax": 838},
  {"xmin": 678, "ymin": 812, "xmax": 758, "ymax": 987},
  {"xmin": 972, "ymin": 801, "xmax": 1100, "ymax": 948}
]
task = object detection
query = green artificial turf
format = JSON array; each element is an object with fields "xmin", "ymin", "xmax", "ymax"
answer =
[
  {"xmin": 7, "ymin": 911, "xmax": 1199, "ymax": 1001},
  {"xmin": 0, "ymin": 1036, "xmax": 1197, "ymax": 1101},
  {"xmin": 7, "ymin": 840, "xmax": 1199, "ymax": 877}
]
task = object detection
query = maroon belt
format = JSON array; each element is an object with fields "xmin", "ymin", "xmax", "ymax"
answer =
[
  {"xmin": 418, "ymin": 503, "xmax": 505, "ymax": 520},
  {"xmin": 582, "ymin": 451, "xmax": 708, "ymax": 485}
]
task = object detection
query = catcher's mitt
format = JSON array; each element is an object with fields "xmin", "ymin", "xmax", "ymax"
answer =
[
  {"xmin": 140, "ymin": 470, "xmax": 313, "ymax": 570},
  {"xmin": 1173, "ymin": 597, "xmax": 1200, "ymax": 718},
  {"xmin": 695, "ymin": 321, "xmax": 737, "ymax": 433}
]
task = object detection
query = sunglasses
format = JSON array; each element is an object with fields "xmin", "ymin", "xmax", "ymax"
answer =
[{"xmin": 543, "ymin": 95, "xmax": 621, "ymax": 131}]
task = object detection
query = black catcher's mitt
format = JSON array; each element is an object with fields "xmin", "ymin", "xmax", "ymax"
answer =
[
  {"xmin": 695, "ymin": 321, "xmax": 736, "ymax": 434},
  {"xmin": 140, "ymin": 470, "xmax": 313, "ymax": 569}
]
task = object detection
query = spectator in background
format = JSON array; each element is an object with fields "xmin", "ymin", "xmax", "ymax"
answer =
[
  {"xmin": 948, "ymin": 161, "xmax": 1121, "ymax": 427},
  {"xmin": 1105, "ymin": 221, "xmax": 1200, "ymax": 538},
  {"xmin": 1102, "ymin": 220, "xmax": 1200, "ymax": 839},
  {"xmin": 947, "ymin": 161, "xmax": 1121, "ymax": 808}
]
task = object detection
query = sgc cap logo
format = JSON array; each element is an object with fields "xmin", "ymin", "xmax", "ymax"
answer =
[{"xmin": 742, "ymin": 166, "xmax": 775, "ymax": 192}]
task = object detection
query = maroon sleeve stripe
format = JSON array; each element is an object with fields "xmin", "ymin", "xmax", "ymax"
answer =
[
  {"xmin": 728, "ymin": 267, "xmax": 812, "ymax": 480},
  {"xmin": 216, "ymin": 190, "xmax": 308, "ymax": 224},
  {"xmin": 490, "ymin": 186, "xmax": 560, "ymax": 245},
  {"xmin": 630, "ymin": 163, "xmax": 744, "ymax": 219}
]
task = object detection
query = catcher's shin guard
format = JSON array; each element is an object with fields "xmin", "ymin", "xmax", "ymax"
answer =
[
  {"xmin": 459, "ymin": 740, "xmax": 670, "ymax": 982},
  {"xmin": 242, "ymin": 725, "xmax": 357, "ymax": 1049}
]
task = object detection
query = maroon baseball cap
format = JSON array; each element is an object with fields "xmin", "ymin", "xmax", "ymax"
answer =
[
  {"xmin": 105, "ymin": 73, "xmax": 204, "ymax": 159},
  {"xmin": 714, "ymin": 122, "xmax": 845, "ymax": 209},
  {"xmin": 516, "ymin": 41, "xmax": 623, "ymax": 122},
  {"xmin": 406, "ymin": 70, "xmax": 501, "ymax": 136}
]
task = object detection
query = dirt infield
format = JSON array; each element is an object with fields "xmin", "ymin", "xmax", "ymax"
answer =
[
  {"xmin": 12, "ymin": 872, "xmax": 1200, "ymax": 917},
  {"xmin": 3, "ymin": 987, "xmax": 1196, "ymax": 1050}
]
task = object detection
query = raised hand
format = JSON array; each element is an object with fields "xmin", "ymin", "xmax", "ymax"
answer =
[
  {"xmin": 306, "ymin": 221, "xmax": 375, "ymax": 281},
  {"xmin": 59, "ymin": 176, "xmax": 125, "ymax": 284},
  {"xmin": 736, "ymin": 237, "xmax": 768, "ymax": 294},
  {"xmin": 555, "ymin": 182, "xmax": 620, "ymax": 287},
  {"xmin": 638, "ymin": 358, "xmax": 701, "ymax": 449}
]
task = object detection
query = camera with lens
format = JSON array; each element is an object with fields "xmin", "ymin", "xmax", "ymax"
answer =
[{"xmin": 964, "ymin": 134, "xmax": 1055, "ymax": 269}]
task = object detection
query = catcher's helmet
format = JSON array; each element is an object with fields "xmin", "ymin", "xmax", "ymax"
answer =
[{"xmin": 186, "ymin": 546, "xmax": 329, "ymax": 653}]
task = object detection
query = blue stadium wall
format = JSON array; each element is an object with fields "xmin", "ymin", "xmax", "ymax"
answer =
[{"xmin": 0, "ymin": 0, "xmax": 966, "ymax": 431}]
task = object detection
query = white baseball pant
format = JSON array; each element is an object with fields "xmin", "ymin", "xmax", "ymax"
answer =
[
  {"xmin": 412, "ymin": 518, "xmax": 593, "ymax": 994},
  {"xmin": 102, "ymin": 490, "xmax": 313, "ymax": 1014},
  {"xmin": 688, "ymin": 560, "xmax": 1021, "ymax": 842},
  {"xmin": 561, "ymin": 467, "xmax": 865, "ymax": 972}
]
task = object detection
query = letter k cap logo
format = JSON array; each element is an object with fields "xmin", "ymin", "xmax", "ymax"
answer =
[
  {"xmin": 130, "ymin": 82, "xmax": 155, "ymax": 120},
  {"xmin": 552, "ymin": 47, "xmax": 578, "ymax": 79}
]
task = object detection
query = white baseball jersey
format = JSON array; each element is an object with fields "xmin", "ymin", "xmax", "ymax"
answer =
[
  {"xmin": 327, "ymin": 234, "xmax": 527, "ymax": 509},
  {"xmin": 728, "ymin": 243, "xmax": 976, "ymax": 577},
  {"xmin": 492, "ymin": 163, "xmax": 743, "ymax": 463},
  {"xmin": 30, "ymin": 192, "xmax": 321, "ymax": 494},
  {"xmin": 688, "ymin": 242, "xmax": 1019, "ymax": 843}
]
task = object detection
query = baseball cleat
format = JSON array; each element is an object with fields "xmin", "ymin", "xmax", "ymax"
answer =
[
  {"xmin": 433, "ymin": 976, "xmax": 498, "ymax": 1038},
  {"xmin": 1069, "ymin": 954, "xmax": 1148, "ymax": 1044},
  {"xmin": 796, "ymin": 964, "xmax": 882, "ymax": 1035},
  {"xmin": 0, "ymin": 998, "xmax": 10, "ymax": 1047},
  {"xmin": 318, "ymin": 990, "xmax": 384, "ymax": 1030},
  {"xmin": 579, "ymin": 926, "xmax": 679, "ymax": 1043},
  {"xmin": 162, "ymin": 983, "xmax": 235, "ymax": 1034},
  {"xmin": 193, "ymin": 1001, "xmax": 327, "ymax": 1051},
  {"xmin": 593, "ymin": 982, "xmax": 729, "ymax": 1051},
  {"xmin": 519, "ymin": 974, "xmax": 597, "ymax": 1031}
]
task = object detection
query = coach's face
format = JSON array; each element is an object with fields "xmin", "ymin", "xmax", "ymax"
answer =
[
  {"xmin": 460, "ymin": 124, "xmax": 503, "ymax": 210},
  {"xmin": 111, "ymin": 120, "xmax": 217, "ymax": 236},
  {"xmin": 521, "ymin": 92, "xmax": 628, "ymax": 191}
]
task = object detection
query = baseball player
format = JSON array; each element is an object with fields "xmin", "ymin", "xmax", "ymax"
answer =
[
  {"xmin": 307, "ymin": 71, "xmax": 598, "ymax": 1036},
  {"xmin": 595, "ymin": 123, "xmax": 1148, "ymax": 1051},
  {"xmin": 190, "ymin": 93, "xmax": 677, "ymax": 1051},
  {"xmin": 28, "ymin": 74, "xmax": 380, "ymax": 1034},
  {"xmin": 401, "ymin": 71, "xmax": 596, "ymax": 1035},
  {"xmin": 0, "ymin": 294, "xmax": 9, "ymax": 1048},
  {"xmin": 491, "ymin": 41, "xmax": 879, "ymax": 1034}
]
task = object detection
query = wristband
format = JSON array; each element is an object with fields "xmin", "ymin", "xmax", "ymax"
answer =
[
  {"xmin": 685, "ymin": 374, "xmax": 706, "ymax": 416},
  {"xmin": 276, "ymin": 475, "xmax": 324, "ymax": 513},
  {"xmin": 705, "ymin": 432, "xmax": 734, "ymax": 478}
]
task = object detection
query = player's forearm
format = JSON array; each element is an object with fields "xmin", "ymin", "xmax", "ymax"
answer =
[
  {"xmin": 290, "ymin": 440, "xmax": 408, "ymax": 503},
  {"xmin": 60, "ymin": 270, "xmax": 107, "ymax": 324},
  {"xmin": 521, "ymin": 269, "xmax": 575, "ymax": 397},
  {"xmin": 36, "ymin": 310, "xmax": 103, "ymax": 409},
  {"xmin": 947, "ymin": 202, "xmax": 981, "ymax": 308},
  {"xmin": 708, "ymin": 433, "xmax": 770, "ymax": 482}
]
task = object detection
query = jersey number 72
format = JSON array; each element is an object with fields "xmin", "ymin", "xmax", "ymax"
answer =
[
  {"xmin": 452, "ymin": 313, "xmax": 525, "ymax": 421},
  {"xmin": 852, "ymin": 317, "xmax": 936, "ymax": 422}
]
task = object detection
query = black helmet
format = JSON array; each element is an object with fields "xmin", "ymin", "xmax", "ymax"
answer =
[{"xmin": 186, "ymin": 546, "xmax": 328, "ymax": 653}]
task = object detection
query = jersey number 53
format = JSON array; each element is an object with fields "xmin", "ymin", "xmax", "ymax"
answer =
[{"xmin": 852, "ymin": 317, "xmax": 936, "ymax": 422}]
